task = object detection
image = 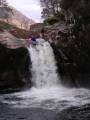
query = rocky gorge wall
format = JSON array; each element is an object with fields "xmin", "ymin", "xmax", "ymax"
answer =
[
  {"xmin": 43, "ymin": 0, "xmax": 90, "ymax": 88},
  {"xmin": 48, "ymin": 13, "xmax": 90, "ymax": 88},
  {"xmin": 0, "ymin": 43, "xmax": 32, "ymax": 93},
  {"xmin": 51, "ymin": 43, "xmax": 90, "ymax": 88}
]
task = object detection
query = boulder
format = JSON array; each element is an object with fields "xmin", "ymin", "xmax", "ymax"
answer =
[{"xmin": 0, "ymin": 43, "xmax": 32, "ymax": 92}]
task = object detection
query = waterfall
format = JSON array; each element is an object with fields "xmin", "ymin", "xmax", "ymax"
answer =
[
  {"xmin": 1, "ymin": 38, "xmax": 90, "ymax": 111},
  {"xmin": 29, "ymin": 38, "xmax": 60, "ymax": 88}
]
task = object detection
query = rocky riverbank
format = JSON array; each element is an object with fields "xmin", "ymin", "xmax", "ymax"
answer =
[{"xmin": 0, "ymin": 31, "xmax": 32, "ymax": 93}]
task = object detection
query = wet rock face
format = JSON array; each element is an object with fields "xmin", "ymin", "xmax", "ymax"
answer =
[
  {"xmin": 51, "ymin": 43, "xmax": 90, "ymax": 88},
  {"xmin": 51, "ymin": 43, "xmax": 78, "ymax": 87},
  {"xmin": 0, "ymin": 44, "xmax": 32, "ymax": 92}
]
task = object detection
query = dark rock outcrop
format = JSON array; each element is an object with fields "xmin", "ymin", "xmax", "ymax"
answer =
[
  {"xmin": 50, "ymin": 27, "xmax": 90, "ymax": 88},
  {"xmin": 46, "ymin": 0, "xmax": 90, "ymax": 88},
  {"xmin": 0, "ymin": 43, "xmax": 32, "ymax": 92},
  {"xmin": 51, "ymin": 43, "xmax": 78, "ymax": 87}
]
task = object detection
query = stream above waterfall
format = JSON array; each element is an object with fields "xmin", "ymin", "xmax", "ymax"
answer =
[{"xmin": 0, "ymin": 39, "xmax": 90, "ymax": 120}]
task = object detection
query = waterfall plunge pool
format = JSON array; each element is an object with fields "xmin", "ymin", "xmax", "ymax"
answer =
[{"xmin": 0, "ymin": 39, "xmax": 90, "ymax": 120}]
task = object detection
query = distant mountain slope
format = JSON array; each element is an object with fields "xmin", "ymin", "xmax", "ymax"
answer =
[{"xmin": 0, "ymin": 7, "xmax": 36, "ymax": 30}]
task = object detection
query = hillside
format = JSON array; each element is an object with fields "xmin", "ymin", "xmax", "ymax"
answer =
[
  {"xmin": 0, "ymin": 21, "xmax": 30, "ymax": 39},
  {"xmin": 0, "ymin": 7, "xmax": 35, "ymax": 30}
]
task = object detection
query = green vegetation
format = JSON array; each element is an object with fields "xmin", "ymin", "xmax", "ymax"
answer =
[
  {"xmin": 0, "ymin": 21, "xmax": 30, "ymax": 38},
  {"xmin": 0, "ymin": 21, "xmax": 15, "ymax": 30},
  {"xmin": 44, "ymin": 13, "xmax": 65, "ymax": 25},
  {"xmin": 44, "ymin": 16, "xmax": 59, "ymax": 25},
  {"xmin": 40, "ymin": 0, "xmax": 65, "ymax": 25},
  {"xmin": 40, "ymin": 0, "xmax": 90, "ymax": 25}
]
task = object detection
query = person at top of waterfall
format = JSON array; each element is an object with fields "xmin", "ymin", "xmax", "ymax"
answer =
[{"xmin": 31, "ymin": 36, "xmax": 38, "ymax": 46}]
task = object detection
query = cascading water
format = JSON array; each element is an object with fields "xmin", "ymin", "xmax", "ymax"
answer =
[
  {"xmin": 29, "ymin": 38, "xmax": 60, "ymax": 88},
  {"xmin": 1, "ymin": 38, "xmax": 90, "ymax": 111}
]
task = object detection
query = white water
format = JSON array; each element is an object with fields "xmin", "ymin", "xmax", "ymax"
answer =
[
  {"xmin": 29, "ymin": 38, "xmax": 60, "ymax": 88},
  {"xmin": 1, "ymin": 38, "xmax": 90, "ymax": 111}
]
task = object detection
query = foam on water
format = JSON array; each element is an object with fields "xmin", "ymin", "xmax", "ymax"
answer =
[
  {"xmin": 29, "ymin": 39, "xmax": 60, "ymax": 88},
  {"xmin": 1, "ymin": 38, "xmax": 90, "ymax": 111}
]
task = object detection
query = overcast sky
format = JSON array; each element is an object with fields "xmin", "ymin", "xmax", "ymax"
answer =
[{"xmin": 7, "ymin": 0, "xmax": 42, "ymax": 22}]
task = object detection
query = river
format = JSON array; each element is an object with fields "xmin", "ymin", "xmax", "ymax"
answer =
[{"xmin": 0, "ymin": 38, "xmax": 90, "ymax": 120}]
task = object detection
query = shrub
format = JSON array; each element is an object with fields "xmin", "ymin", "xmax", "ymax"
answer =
[
  {"xmin": 44, "ymin": 16, "xmax": 59, "ymax": 25},
  {"xmin": 43, "ymin": 13, "xmax": 65, "ymax": 25}
]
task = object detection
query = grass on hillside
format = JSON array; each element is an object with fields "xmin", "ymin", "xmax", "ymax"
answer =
[{"xmin": 0, "ymin": 21, "xmax": 30, "ymax": 39}]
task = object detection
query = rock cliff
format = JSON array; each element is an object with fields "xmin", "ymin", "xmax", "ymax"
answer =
[{"xmin": 0, "ymin": 32, "xmax": 32, "ymax": 93}]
